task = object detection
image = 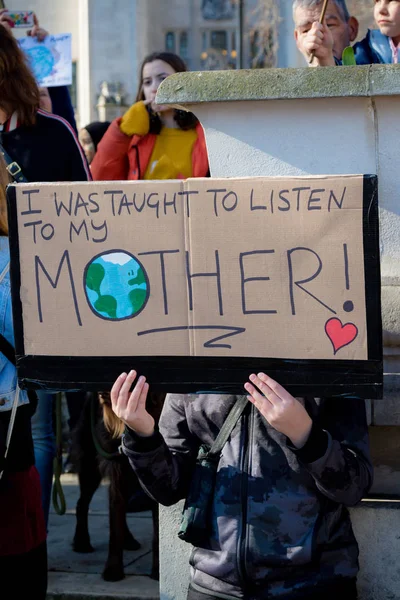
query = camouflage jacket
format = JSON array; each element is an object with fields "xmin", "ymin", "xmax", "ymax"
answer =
[{"xmin": 122, "ymin": 394, "xmax": 372, "ymax": 599}]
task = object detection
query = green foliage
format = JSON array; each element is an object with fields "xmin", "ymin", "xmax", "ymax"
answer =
[{"xmin": 342, "ymin": 46, "xmax": 356, "ymax": 66}]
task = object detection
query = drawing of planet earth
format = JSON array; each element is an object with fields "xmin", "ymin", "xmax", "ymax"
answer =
[
  {"xmin": 84, "ymin": 251, "xmax": 149, "ymax": 321},
  {"xmin": 25, "ymin": 46, "xmax": 55, "ymax": 81}
]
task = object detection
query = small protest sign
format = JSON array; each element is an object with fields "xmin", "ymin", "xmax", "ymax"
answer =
[
  {"xmin": 19, "ymin": 33, "xmax": 72, "ymax": 87},
  {"xmin": 6, "ymin": 175, "xmax": 382, "ymax": 397}
]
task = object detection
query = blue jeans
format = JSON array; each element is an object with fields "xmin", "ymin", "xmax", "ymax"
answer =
[{"xmin": 31, "ymin": 392, "xmax": 56, "ymax": 526}]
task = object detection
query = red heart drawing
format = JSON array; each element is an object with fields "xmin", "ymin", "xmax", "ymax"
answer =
[{"xmin": 325, "ymin": 318, "xmax": 358, "ymax": 355}]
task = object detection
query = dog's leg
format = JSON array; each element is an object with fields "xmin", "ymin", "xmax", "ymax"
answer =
[
  {"xmin": 150, "ymin": 502, "xmax": 160, "ymax": 580},
  {"xmin": 123, "ymin": 518, "xmax": 141, "ymax": 551},
  {"xmin": 73, "ymin": 465, "xmax": 101, "ymax": 553},
  {"xmin": 102, "ymin": 464, "xmax": 131, "ymax": 582}
]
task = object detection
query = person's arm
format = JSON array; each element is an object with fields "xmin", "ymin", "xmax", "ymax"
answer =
[
  {"xmin": 122, "ymin": 394, "xmax": 199, "ymax": 506},
  {"xmin": 290, "ymin": 398, "xmax": 372, "ymax": 505},
  {"xmin": 90, "ymin": 118, "xmax": 131, "ymax": 181},
  {"xmin": 48, "ymin": 87, "xmax": 77, "ymax": 133},
  {"xmin": 245, "ymin": 373, "xmax": 372, "ymax": 507},
  {"xmin": 111, "ymin": 371, "xmax": 199, "ymax": 506},
  {"xmin": 57, "ymin": 118, "xmax": 91, "ymax": 181}
]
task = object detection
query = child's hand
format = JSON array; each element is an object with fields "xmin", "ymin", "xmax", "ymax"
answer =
[
  {"xmin": 244, "ymin": 373, "xmax": 312, "ymax": 449},
  {"xmin": 0, "ymin": 9, "xmax": 15, "ymax": 31},
  {"xmin": 111, "ymin": 370, "xmax": 155, "ymax": 437},
  {"xmin": 302, "ymin": 21, "xmax": 335, "ymax": 66},
  {"xmin": 27, "ymin": 14, "xmax": 48, "ymax": 42}
]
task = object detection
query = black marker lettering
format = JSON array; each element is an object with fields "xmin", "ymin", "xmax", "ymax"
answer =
[
  {"xmin": 74, "ymin": 192, "xmax": 90, "ymax": 217},
  {"xmin": 139, "ymin": 250, "xmax": 180, "ymax": 315},
  {"xmin": 21, "ymin": 189, "xmax": 41, "ymax": 216},
  {"xmin": 239, "ymin": 251, "xmax": 277, "ymax": 314},
  {"xmin": 104, "ymin": 190, "xmax": 123, "ymax": 217},
  {"xmin": 91, "ymin": 219, "xmax": 108, "ymax": 243},
  {"xmin": 118, "ymin": 194, "xmax": 133, "ymax": 216},
  {"xmin": 328, "ymin": 187, "xmax": 346, "ymax": 211},
  {"xmin": 179, "ymin": 190, "xmax": 199, "ymax": 218},
  {"xmin": 207, "ymin": 189, "xmax": 227, "ymax": 218},
  {"xmin": 133, "ymin": 193, "xmax": 146, "ymax": 213},
  {"xmin": 250, "ymin": 188, "xmax": 267, "ymax": 211},
  {"xmin": 146, "ymin": 192, "xmax": 160, "ymax": 218},
  {"xmin": 308, "ymin": 188, "xmax": 324, "ymax": 211},
  {"xmin": 222, "ymin": 191, "xmax": 238, "ymax": 212},
  {"xmin": 41, "ymin": 223, "xmax": 55, "ymax": 241},
  {"xmin": 287, "ymin": 247, "xmax": 336, "ymax": 315},
  {"xmin": 35, "ymin": 250, "xmax": 82, "ymax": 325},
  {"xmin": 54, "ymin": 191, "xmax": 72, "ymax": 217},
  {"xmin": 278, "ymin": 190, "xmax": 290, "ymax": 212},
  {"xmin": 293, "ymin": 187, "xmax": 311, "ymax": 212},
  {"xmin": 88, "ymin": 192, "xmax": 100, "ymax": 214},
  {"xmin": 344, "ymin": 243, "xmax": 350, "ymax": 290},
  {"xmin": 186, "ymin": 250, "xmax": 224, "ymax": 316},
  {"xmin": 24, "ymin": 220, "xmax": 42, "ymax": 244},
  {"xmin": 164, "ymin": 192, "xmax": 177, "ymax": 216},
  {"xmin": 70, "ymin": 220, "xmax": 89, "ymax": 243}
]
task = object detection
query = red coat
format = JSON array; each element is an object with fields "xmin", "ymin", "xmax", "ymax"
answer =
[{"xmin": 91, "ymin": 118, "xmax": 209, "ymax": 181}]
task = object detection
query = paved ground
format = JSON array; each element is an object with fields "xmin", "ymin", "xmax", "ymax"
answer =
[{"xmin": 46, "ymin": 474, "xmax": 160, "ymax": 600}]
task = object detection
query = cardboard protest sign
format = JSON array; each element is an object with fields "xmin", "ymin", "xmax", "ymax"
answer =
[
  {"xmin": 7, "ymin": 175, "xmax": 382, "ymax": 397},
  {"xmin": 19, "ymin": 33, "xmax": 72, "ymax": 87}
]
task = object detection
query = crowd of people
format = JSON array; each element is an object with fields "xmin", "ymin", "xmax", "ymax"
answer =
[{"xmin": 0, "ymin": 1, "xmax": 398, "ymax": 599}]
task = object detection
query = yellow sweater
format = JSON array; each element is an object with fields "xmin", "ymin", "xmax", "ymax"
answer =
[
  {"xmin": 144, "ymin": 127, "xmax": 197, "ymax": 180},
  {"xmin": 120, "ymin": 101, "xmax": 197, "ymax": 180}
]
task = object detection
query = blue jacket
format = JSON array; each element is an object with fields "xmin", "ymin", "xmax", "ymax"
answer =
[
  {"xmin": 0, "ymin": 237, "xmax": 29, "ymax": 412},
  {"xmin": 353, "ymin": 29, "xmax": 393, "ymax": 65}
]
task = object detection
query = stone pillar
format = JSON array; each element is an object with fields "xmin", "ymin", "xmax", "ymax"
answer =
[
  {"xmin": 80, "ymin": 0, "xmax": 139, "ymax": 125},
  {"xmin": 155, "ymin": 65, "xmax": 400, "ymax": 600}
]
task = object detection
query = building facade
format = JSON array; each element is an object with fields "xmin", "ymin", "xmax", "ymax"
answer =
[
  {"xmin": 6, "ymin": 0, "xmax": 306, "ymax": 128},
  {"xmin": 6, "ymin": 0, "xmax": 375, "ymax": 128}
]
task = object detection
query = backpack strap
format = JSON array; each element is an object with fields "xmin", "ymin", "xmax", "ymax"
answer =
[
  {"xmin": 207, "ymin": 395, "xmax": 248, "ymax": 459},
  {"xmin": 0, "ymin": 136, "xmax": 29, "ymax": 183}
]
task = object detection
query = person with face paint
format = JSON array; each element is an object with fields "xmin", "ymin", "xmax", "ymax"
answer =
[{"xmin": 91, "ymin": 52, "xmax": 209, "ymax": 181}]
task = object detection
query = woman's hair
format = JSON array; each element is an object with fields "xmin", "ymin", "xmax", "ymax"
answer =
[
  {"xmin": 136, "ymin": 51, "xmax": 198, "ymax": 132},
  {"xmin": 0, "ymin": 25, "xmax": 40, "ymax": 127},
  {"xmin": 0, "ymin": 155, "xmax": 10, "ymax": 236}
]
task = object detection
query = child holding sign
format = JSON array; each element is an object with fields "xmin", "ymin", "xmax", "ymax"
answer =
[{"xmin": 111, "ymin": 370, "xmax": 372, "ymax": 600}]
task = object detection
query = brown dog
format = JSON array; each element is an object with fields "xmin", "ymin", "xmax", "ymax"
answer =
[{"xmin": 72, "ymin": 390, "xmax": 165, "ymax": 582}]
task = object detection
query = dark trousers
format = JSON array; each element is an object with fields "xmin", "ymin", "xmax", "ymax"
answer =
[
  {"xmin": 0, "ymin": 541, "xmax": 47, "ymax": 599},
  {"xmin": 66, "ymin": 391, "xmax": 87, "ymax": 432},
  {"xmin": 187, "ymin": 579, "xmax": 358, "ymax": 600}
]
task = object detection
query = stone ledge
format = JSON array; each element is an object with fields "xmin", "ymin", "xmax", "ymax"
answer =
[{"xmin": 157, "ymin": 64, "xmax": 400, "ymax": 105}]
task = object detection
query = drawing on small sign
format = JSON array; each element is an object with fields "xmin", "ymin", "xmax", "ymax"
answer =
[
  {"xmin": 84, "ymin": 250, "xmax": 150, "ymax": 321},
  {"xmin": 325, "ymin": 317, "xmax": 359, "ymax": 355}
]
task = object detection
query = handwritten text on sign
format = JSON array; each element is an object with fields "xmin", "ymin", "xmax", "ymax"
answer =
[{"xmin": 14, "ymin": 177, "xmax": 367, "ymax": 359}]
